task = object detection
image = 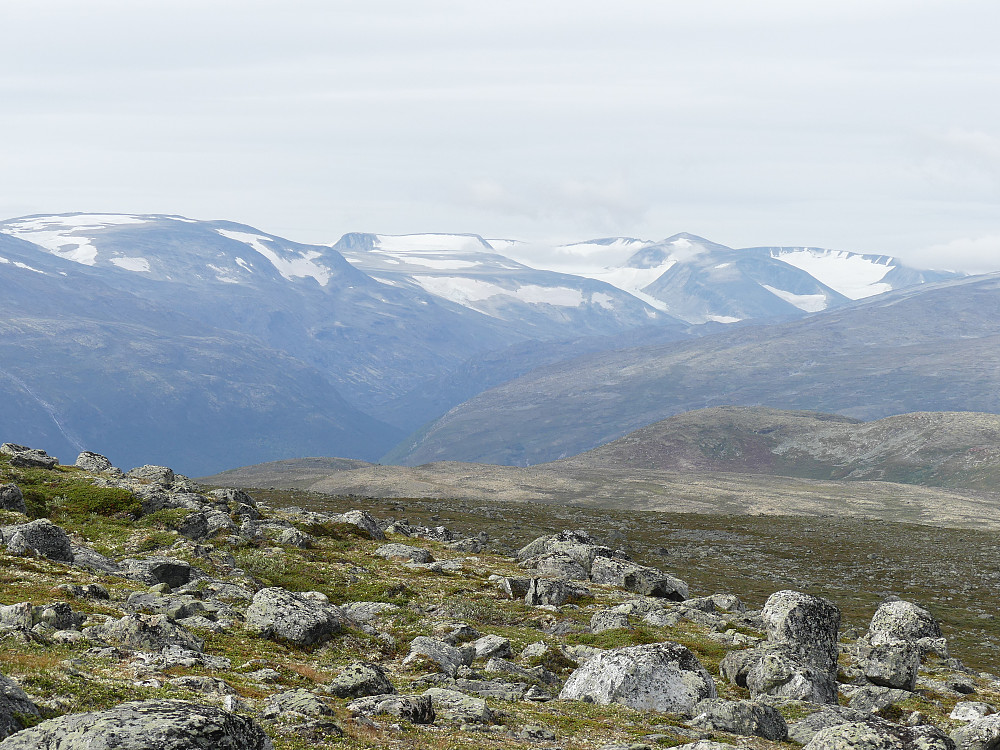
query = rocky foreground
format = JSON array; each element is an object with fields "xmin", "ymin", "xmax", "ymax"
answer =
[{"xmin": 1, "ymin": 442, "xmax": 999, "ymax": 749}]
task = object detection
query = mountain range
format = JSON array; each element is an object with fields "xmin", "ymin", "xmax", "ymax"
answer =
[{"xmin": 0, "ymin": 212, "xmax": 983, "ymax": 474}]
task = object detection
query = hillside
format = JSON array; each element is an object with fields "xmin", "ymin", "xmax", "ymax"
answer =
[{"xmin": 390, "ymin": 274, "xmax": 1000, "ymax": 466}]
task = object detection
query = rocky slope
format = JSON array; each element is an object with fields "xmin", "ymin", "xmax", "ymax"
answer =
[{"xmin": 2, "ymin": 441, "xmax": 1000, "ymax": 749}]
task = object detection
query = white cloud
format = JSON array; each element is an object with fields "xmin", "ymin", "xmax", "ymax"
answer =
[{"xmin": 902, "ymin": 236, "xmax": 1000, "ymax": 274}]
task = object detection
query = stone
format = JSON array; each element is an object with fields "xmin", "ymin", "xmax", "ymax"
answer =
[
  {"xmin": 245, "ymin": 587, "xmax": 344, "ymax": 648},
  {"xmin": 761, "ymin": 590, "xmax": 840, "ymax": 673},
  {"xmin": 690, "ymin": 698, "xmax": 788, "ymax": 740},
  {"xmin": 863, "ymin": 640, "xmax": 921, "ymax": 691},
  {"xmin": 590, "ymin": 557, "xmax": 689, "ymax": 600},
  {"xmin": 868, "ymin": 600, "xmax": 943, "ymax": 645},
  {"xmin": 126, "ymin": 465, "xmax": 175, "ymax": 485},
  {"xmin": 746, "ymin": 648, "xmax": 838, "ymax": 704},
  {"xmin": 591, "ymin": 610, "xmax": 630, "ymax": 633},
  {"xmin": 119, "ymin": 557, "xmax": 198, "ymax": 588},
  {"xmin": 1, "ymin": 519, "xmax": 73, "ymax": 561},
  {"xmin": 483, "ymin": 657, "xmax": 559, "ymax": 686},
  {"xmin": 530, "ymin": 552, "xmax": 591, "ymax": 581},
  {"xmin": 262, "ymin": 689, "xmax": 334, "ymax": 719},
  {"xmin": 167, "ymin": 676, "xmax": 237, "ymax": 695},
  {"xmin": 0, "ymin": 603, "xmax": 32, "ymax": 631},
  {"xmin": 0, "ymin": 671, "xmax": 40, "ymax": 740},
  {"xmin": 0, "ymin": 699, "xmax": 272, "ymax": 749},
  {"xmin": 951, "ymin": 714, "xmax": 1000, "ymax": 750},
  {"xmin": 176, "ymin": 512, "xmax": 210, "ymax": 540},
  {"xmin": 499, "ymin": 577, "xmax": 531, "ymax": 599},
  {"xmin": 423, "ymin": 687, "xmax": 493, "ymax": 723},
  {"xmin": 524, "ymin": 578, "xmax": 591, "ymax": 607},
  {"xmin": 376, "ymin": 543, "xmax": 432, "ymax": 563},
  {"xmin": 86, "ymin": 613, "xmax": 205, "ymax": 652},
  {"xmin": 70, "ymin": 545, "xmax": 121, "ymax": 574},
  {"xmin": 275, "ymin": 527, "xmax": 312, "ymax": 548},
  {"xmin": 1, "ymin": 444, "xmax": 58, "ymax": 469},
  {"xmin": 341, "ymin": 601, "xmax": 399, "ymax": 623},
  {"xmin": 559, "ymin": 641, "xmax": 716, "ymax": 714},
  {"xmin": 346, "ymin": 693, "xmax": 435, "ymax": 724},
  {"xmin": 804, "ymin": 720, "xmax": 954, "ymax": 749},
  {"xmin": 849, "ymin": 686, "xmax": 914, "ymax": 713},
  {"xmin": 75, "ymin": 451, "xmax": 115, "ymax": 473},
  {"xmin": 951, "ymin": 702, "xmax": 996, "ymax": 722},
  {"xmin": 0, "ymin": 485, "xmax": 25, "ymax": 514},
  {"xmin": 402, "ymin": 636, "xmax": 473, "ymax": 676},
  {"xmin": 787, "ymin": 706, "xmax": 885, "ymax": 745},
  {"xmin": 32, "ymin": 602, "xmax": 83, "ymax": 631},
  {"xmin": 326, "ymin": 661, "xmax": 396, "ymax": 699}
]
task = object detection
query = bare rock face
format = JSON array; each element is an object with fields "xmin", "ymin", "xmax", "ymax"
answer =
[
  {"xmin": 762, "ymin": 590, "xmax": 841, "ymax": 674},
  {"xmin": 559, "ymin": 642, "xmax": 716, "ymax": 714},
  {"xmin": 0, "ymin": 699, "xmax": 273, "ymax": 749},
  {"xmin": 245, "ymin": 588, "xmax": 344, "ymax": 648},
  {"xmin": 0, "ymin": 672, "xmax": 40, "ymax": 740},
  {"xmin": 1, "ymin": 444, "xmax": 57, "ymax": 469}
]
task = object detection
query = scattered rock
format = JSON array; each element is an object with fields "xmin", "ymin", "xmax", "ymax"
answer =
[
  {"xmin": 745, "ymin": 648, "xmax": 838, "ymax": 704},
  {"xmin": 590, "ymin": 557, "xmax": 689, "ymax": 600},
  {"xmin": 126, "ymin": 465, "xmax": 175, "ymax": 485},
  {"xmin": 0, "ymin": 699, "xmax": 272, "ymax": 749},
  {"xmin": 85, "ymin": 613, "xmax": 205, "ymax": 652},
  {"xmin": 804, "ymin": 720, "xmax": 954, "ymax": 749},
  {"xmin": 525, "ymin": 577, "xmax": 591, "ymax": 607},
  {"xmin": 471, "ymin": 634, "xmax": 512, "ymax": 661},
  {"xmin": 244, "ymin": 587, "xmax": 344, "ymax": 648},
  {"xmin": 262, "ymin": 689, "xmax": 334, "ymax": 718},
  {"xmin": 690, "ymin": 698, "xmax": 788, "ymax": 740},
  {"xmin": 423, "ymin": 687, "xmax": 493, "ymax": 723},
  {"xmin": 326, "ymin": 661, "xmax": 396, "ymax": 698},
  {"xmin": 0, "ymin": 671, "xmax": 40, "ymax": 740},
  {"xmin": 347, "ymin": 693, "xmax": 435, "ymax": 724},
  {"xmin": 403, "ymin": 636, "xmax": 473, "ymax": 676},
  {"xmin": 1, "ymin": 444, "xmax": 57, "ymax": 469},
  {"xmin": 862, "ymin": 639, "xmax": 921, "ymax": 691},
  {"xmin": 559, "ymin": 641, "xmax": 716, "ymax": 714},
  {"xmin": 75, "ymin": 451, "xmax": 115, "ymax": 473},
  {"xmin": 951, "ymin": 714, "xmax": 1000, "ymax": 749},
  {"xmin": 1, "ymin": 519, "xmax": 74, "ymax": 561},
  {"xmin": 951, "ymin": 702, "xmax": 996, "ymax": 722},
  {"xmin": 335, "ymin": 510, "xmax": 385, "ymax": 540},
  {"xmin": 376, "ymin": 543, "xmax": 433, "ymax": 563},
  {"xmin": 761, "ymin": 590, "xmax": 840, "ymax": 674},
  {"xmin": 591, "ymin": 610, "xmax": 630, "ymax": 633},
  {"xmin": 0, "ymin": 485, "xmax": 25, "ymax": 515},
  {"xmin": 119, "ymin": 557, "xmax": 198, "ymax": 588}
]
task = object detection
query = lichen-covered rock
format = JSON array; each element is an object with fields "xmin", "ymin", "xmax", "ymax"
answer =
[
  {"xmin": 119, "ymin": 557, "xmax": 198, "ymax": 588},
  {"xmin": 75, "ymin": 451, "xmax": 115, "ymax": 473},
  {"xmin": 862, "ymin": 640, "xmax": 921, "ymax": 691},
  {"xmin": 0, "ymin": 699, "xmax": 272, "ymax": 749},
  {"xmin": 690, "ymin": 698, "xmax": 788, "ymax": 740},
  {"xmin": 524, "ymin": 577, "xmax": 591, "ymax": 606},
  {"xmin": 787, "ymin": 707, "xmax": 890, "ymax": 745},
  {"xmin": 848, "ymin": 685, "xmax": 913, "ymax": 713},
  {"xmin": 422, "ymin": 687, "xmax": 493, "ymax": 723},
  {"xmin": 0, "ymin": 672, "xmax": 40, "ymax": 740},
  {"xmin": 590, "ymin": 557, "xmax": 689, "ymax": 600},
  {"xmin": 346, "ymin": 693, "xmax": 435, "ymax": 724},
  {"xmin": 951, "ymin": 714, "xmax": 1000, "ymax": 750},
  {"xmin": 591, "ymin": 610, "xmax": 630, "ymax": 633},
  {"xmin": 126, "ymin": 465, "xmax": 175, "ymax": 485},
  {"xmin": 1, "ymin": 519, "xmax": 74, "ymax": 562},
  {"xmin": 1, "ymin": 444, "xmax": 57, "ymax": 469},
  {"xmin": 375, "ymin": 543, "xmax": 432, "ymax": 563},
  {"xmin": 262, "ymin": 689, "xmax": 334, "ymax": 719},
  {"xmin": 0, "ymin": 485, "xmax": 25, "ymax": 515},
  {"xmin": 951, "ymin": 702, "xmax": 996, "ymax": 722},
  {"xmin": 761, "ymin": 590, "xmax": 840, "ymax": 673},
  {"xmin": 326, "ymin": 661, "xmax": 396, "ymax": 698},
  {"xmin": 804, "ymin": 720, "xmax": 954, "ymax": 749},
  {"xmin": 528, "ymin": 552, "xmax": 591, "ymax": 581},
  {"xmin": 275, "ymin": 527, "xmax": 312, "ymax": 548},
  {"xmin": 868, "ymin": 600, "xmax": 943, "ymax": 645},
  {"xmin": 471, "ymin": 634, "xmax": 512, "ymax": 661},
  {"xmin": 244, "ymin": 587, "xmax": 344, "ymax": 648},
  {"xmin": 86, "ymin": 613, "xmax": 205, "ymax": 652},
  {"xmin": 559, "ymin": 642, "xmax": 716, "ymax": 714},
  {"xmin": 335, "ymin": 510, "xmax": 384, "ymax": 540},
  {"xmin": 745, "ymin": 648, "xmax": 838, "ymax": 704}
]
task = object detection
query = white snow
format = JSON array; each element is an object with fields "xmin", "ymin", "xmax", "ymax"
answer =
[
  {"xmin": 772, "ymin": 248, "xmax": 894, "ymax": 299},
  {"xmin": 0, "ymin": 256, "xmax": 45, "ymax": 274},
  {"xmin": 109, "ymin": 256, "xmax": 151, "ymax": 273},
  {"xmin": 216, "ymin": 229, "xmax": 331, "ymax": 286},
  {"xmin": 386, "ymin": 257, "xmax": 479, "ymax": 270},
  {"xmin": 485, "ymin": 238, "xmax": 521, "ymax": 252},
  {"xmin": 761, "ymin": 284, "xmax": 829, "ymax": 312},
  {"xmin": 207, "ymin": 264, "xmax": 240, "ymax": 283},
  {"xmin": 375, "ymin": 234, "xmax": 489, "ymax": 254},
  {"xmin": 558, "ymin": 238, "xmax": 652, "ymax": 258},
  {"xmin": 1, "ymin": 214, "xmax": 149, "ymax": 266},
  {"xmin": 590, "ymin": 292, "xmax": 615, "ymax": 310},
  {"xmin": 576, "ymin": 263, "xmax": 674, "ymax": 311},
  {"xmin": 235, "ymin": 257, "xmax": 253, "ymax": 272},
  {"xmin": 412, "ymin": 276, "xmax": 585, "ymax": 310},
  {"xmin": 706, "ymin": 314, "xmax": 743, "ymax": 324}
]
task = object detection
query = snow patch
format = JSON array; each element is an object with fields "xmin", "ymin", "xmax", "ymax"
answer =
[
  {"xmin": 706, "ymin": 314, "xmax": 742, "ymax": 323},
  {"xmin": 216, "ymin": 229, "xmax": 331, "ymax": 285},
  {"xmin": 412, "ymin": 276, "xmax": 585, "ymax": 310},
  {"xmin": 0, "ymin": 256, "xmax": 45, "ymax": 274},
  {"xmin": 1, "ymin": 214, "xmax": 149, "ymax": 266},
  {"xmin": 762, "ymin": 284, "xmax": 828, "ymax": 312},
  {"xmin": 772, "ymin": 248, "xmax": 894, "ymax": 299},
  {"xmin": 207, "ymin": 264, "xmax": 240, "ymax": 283},
  {"xmin": 109, "ymin": 256, "xmax": 151, "ymax": 273},
  {"xmin": 590, "ymin": 292, "xmax": 615, "ymax": 310},
  {"xmin": 235, "ymin": 257, "xmax": 253, "ymax": 272}
]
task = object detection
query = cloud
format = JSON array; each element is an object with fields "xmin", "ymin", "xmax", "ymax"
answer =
[{"xmin": 902, "ymin": 235, "xmax": 1000, "ymax": 274}]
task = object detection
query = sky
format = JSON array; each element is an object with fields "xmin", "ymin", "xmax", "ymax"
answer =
[{"xmin": 2, "ymin": 1, "xmax": 999, "ymax": 273}]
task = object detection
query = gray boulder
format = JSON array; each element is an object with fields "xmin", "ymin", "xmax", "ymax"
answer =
[
  {"xmin": 761, "ymin": 590, "xmax": 840, "ymax": 673},
  {"xmin": 0, "ymin": 699, "xmax": 272, "ymax": 749},
  {"xmin": 403, "ymin": 636, "xmax": 473, "ymax": 676},
  {"xmin": 848, "ymin": 685, "xmax": 914, "ymax": 713},
  {"xmin": 75, "ymin": 451, "xmax": 115, "ymax": 473},
  {"xmin": 422, "ymin": 688, "xmax": 493, "ymax": 723},
  {"xmin": 868, "ymin": 600, "xmax": 943, "ymax": 645},
  {"xmin": 119, "ymin": 557, "xmax": 198, "ymax": 588},
  {"xmin": 559, "ymin": 642, "xmax": 716, "ymax": 714},
  {"xmin": 805, "ymin": 720, "xmax": 954, "ymax": 749},
  {"xmin": 335, "ymin": 510, "xmax": 384, "ymax": 540},
  {"xmin": 326, "ymin": 661, "xmax": 396, "ymax": 698},
  {"xmin": 126, "ymin": 465, "xmax": 175, "ymax": 485},
  {"xmin": 376, "ymin": 543, "xmax": 432, "ymax": 563},
  {"xmin": 86, "ymin": 613, "xmax": 204, "ymax": 652},
  {"xmin": 591, "ymin": 610, "xmax": 630, "ymax": 633},
  {"xmin": 0, "ymin": 485, "xmax": 24, "ymax": 515},
  {"xmin": 530, "ymin": 552, "xmax": 590, "ymax": 581},
  {"xmin": 262, "ymin": 689, "xmax": 334, "ymax": 718},
  {"xmin": 590, "ymin": 556, "xmax": 688, "ymax": 600},
  {"xmin": 1, "ymin": 519, "xmax": 73, "ymax": 562},
  {"xmin": 525, "ymin": 577, "xmax": 591, "ymax": 607},
  {"xmin": 0, "ymin": 672, "xmax": 40, "ymax": 740},
  {"xmin": 951, "ymin": 702, "xmax": 996, "ymax": 722},
  {"xmin": 347, "ymin": 693, "xmax": 435, "ymax": 724},
  {"xmin": 951, "ymin": 714, "xmax": 1000, "ymax": 750},
  {"xmin": 745, "ymin": 648, "xmax": 838, "ymax": 704},
  {"xmin": 244, "ymin": 588, "xmax": 344, "ymax": 648},
  {"xmin": 787, "ymin": 706, "xmax": 887, "ymax": 744},
  {"xmin": 690, "ymin": 698, "xmax": 788, "ymax": 741},
  {"xmin": 275, "ymin": 528, "xmax": 312, "ymax": 548},
  {"xmin": 862, "ymin": 640, "xmax": 921, "ymax": 691},
  {"xmin": 176, "ymin": 512, "xmax": 210, "ymax": 541},
  {"xmin": 1, "ymin": 444, "xmax": 57, "ymax": 469},
  {"xmin": 471, "ymin": 634, "xmax": 512, "ymax": 661}
]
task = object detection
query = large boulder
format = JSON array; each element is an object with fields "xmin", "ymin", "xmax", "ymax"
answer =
[
  {"xmin": 862, "ymin": 640, "xmax": 921, "ymax": 691},
  {"xmin": 524, "ymin": 577, "xmax": 592, "ymax": 607},
  {"xmin": 375, "ymin": 543, "xmax": 432, "ymax": 563},
  {"xmin": 402, "ymin": 636, "xmax": 473, "ymax": 676},
  {"xmin": 347, "ymin": 694, "xmax": 435, "ymax": 724},
  {"xmin": 0, "ymin": 672, "xmax": 40, "ymax": 740},
  {"xmin": 334, "ymin": 510, "xmax": 384, "ymax": 540},
  {"xmin": 762, "ymin": 590, "xmax": 840, "ymax": 673},
  {"xmin": 0, "ymin": 485, "xmax": 25, "ymax": 515},
  {"xmin": 119, "ymin": 557, "xmax": 198, "ymax": 588},
  {"xmin": 559, "ymin": 642, "xmax": 716, "ymax": 714},
  {"xmin": 690, "ymin": 698, "xmax": 788, "ymax": 741},
  {"xmin": 745, "ymin": 649, "xmax": 838, "ymax": 704},
  {"xmin": 951, "ymin": 714, "xmax": 1000, "ymax": 750},
  {"xmin": 86, "ymin": 613, "xmax": 205, "ymax": 652},
  {"xmin": 0, "ymin": 699, "xmax": 272, "ymax": 749},
  {"xmin": 126, "ymin": 465, "xmax": 175, "ymax": 485},
  {"xmin": 804, "ymin": 720, "xmax": 954, "ymax": 749},
  {"xmin": 244, "ymin": 588, "xmax": 344, "ymax": 648},
  {"xmin": 589, "ymin": 557, "xmax": 688, "ymax": 600},
  {"xmin": 868, "ymin": 600, "xmax": 943, "ymax": 645},
  {"xmin": 1, "ymin": 519, "xmax": 74, "ymax": 562},
  {"xmin": 326, "ymin": 661, "xmax": 396, "ymax": 699},
  {"xmin": 75, "ymin": 451, "xmax": 115, "ymax": 473},
  {"xmin": 1, "ymin": 444, "xmax": 57, "ymax": 469},
  {"xmin": 423, "ymin": 688, "xmax": 493, "ymax": 724}
]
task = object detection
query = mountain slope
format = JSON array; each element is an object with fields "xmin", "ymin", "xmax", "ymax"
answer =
[{"xmin": 390, "ymin": 274, "xmax": 1000, "ymax": 466}]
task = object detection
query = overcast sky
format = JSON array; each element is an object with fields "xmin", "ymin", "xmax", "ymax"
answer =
[{"xmin": 2, "ymin": 1, "xmax": 999, "ymax": 272}]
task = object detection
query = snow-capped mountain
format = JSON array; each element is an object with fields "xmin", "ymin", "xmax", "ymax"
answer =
[
  {"xmin": 558, "ymin": 233, "xmax": 962, "ymax": 324},
  {"xmin": 333, "ymin": 232, "xmax": 679, "ymax": 337}
]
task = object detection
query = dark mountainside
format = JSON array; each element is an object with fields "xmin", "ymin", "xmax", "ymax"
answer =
[{"xmin": 390, "ymin": 274, "xmax": 1000, "ymax": 466}]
